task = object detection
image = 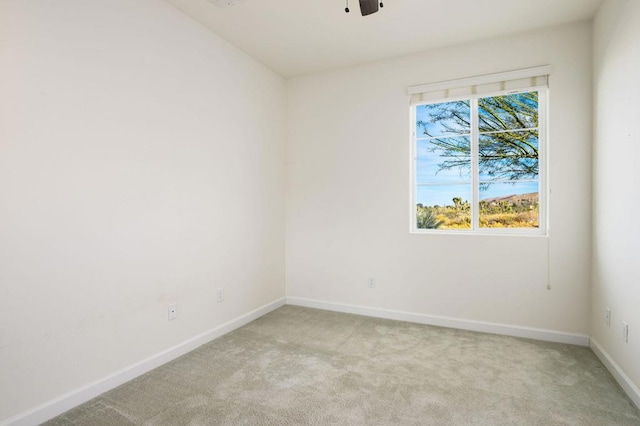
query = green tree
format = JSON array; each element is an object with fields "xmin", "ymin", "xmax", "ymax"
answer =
[{"xmin": 417, "ymin": 92, "xmax": 539, "ymax": 183}]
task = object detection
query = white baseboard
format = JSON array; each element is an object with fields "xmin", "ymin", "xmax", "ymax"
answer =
[
  {"xmin": 286, "ymin": 297, "xmax": 590, "ymax": 347},
  {"xmin": 590, "ymin": 338, "xmax": 640, "ymax": 410},
  {"xmin": 2, "ymin": 297, "xmax": 286, "ymax": 426}
]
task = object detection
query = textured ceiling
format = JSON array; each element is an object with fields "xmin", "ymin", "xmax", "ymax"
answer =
[{"xmin": 164, "ymin": 0, "xmax": 603, "ymax": 77}]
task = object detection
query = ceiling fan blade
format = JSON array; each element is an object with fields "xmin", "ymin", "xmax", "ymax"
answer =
[{"xmin": 359, "ymin": 0, "xmax": 379, "ymax": 16}]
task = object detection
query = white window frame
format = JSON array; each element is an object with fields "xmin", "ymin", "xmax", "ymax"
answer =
[{"xmin": 409, "ymin": 68, "xmax": 549, "ymax": 236}]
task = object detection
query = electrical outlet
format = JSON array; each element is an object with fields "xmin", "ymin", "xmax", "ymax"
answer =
[
  {"xmin": 622, "ymin": 322, "xmax": 629, "ymax": 343},
  {"xmin": 368, "ymin": 277, "xmax": 376, "ymax": 288},
  {"xmin": 606, "ymin": 308, "xmax": 611, "ymax": 327},
  {"xmin": 168, "ymin": 304, "xmax": 177, "ymax": 321},
  {"xmin": 216, "ymin": 288, "xmax": 224, "ymax": 303}
]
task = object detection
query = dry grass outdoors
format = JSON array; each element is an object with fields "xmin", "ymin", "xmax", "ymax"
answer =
[
  {"xmin": 417, "ymin": 192, "xmax": 539, "ymax": 229},
  {"xmin": 480, "ymin": 211, "xmax": 538, "ymax": 228}
]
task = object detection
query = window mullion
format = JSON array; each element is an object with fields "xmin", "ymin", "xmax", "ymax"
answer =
[{"xmin": 471, "ymin": 98, "xmax": 479, "ymax": 230}]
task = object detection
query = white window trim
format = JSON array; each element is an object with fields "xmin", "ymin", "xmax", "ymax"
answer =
[{"xmin": 409, "ymin": 81, "xmax": 549, "ymax": 236}]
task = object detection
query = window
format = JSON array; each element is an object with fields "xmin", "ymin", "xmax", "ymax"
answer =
[{"xmin": 409, "ymin": 67, "xmax": 549, "ymax": 234}]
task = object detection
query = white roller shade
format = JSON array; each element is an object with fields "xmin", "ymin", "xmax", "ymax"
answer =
[{"xmin": 408, "ymin": 65, "xmax": 551, "ymax": 105}]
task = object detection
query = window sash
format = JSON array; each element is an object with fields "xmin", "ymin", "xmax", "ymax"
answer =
[{"xmin": 411, "ymin": 87, "xmax": 547, "ymax": 235}]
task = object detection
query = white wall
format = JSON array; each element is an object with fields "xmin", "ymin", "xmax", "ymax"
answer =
[
  {"xmin": 286, "ymin": 23, "xmax": 592, "ymax": 335},
  {"xmin": 0, "ymin": 0, "xmax": 285, "ymax": 422},
  {"xmin": 591, "ymin": 0, "xmax": 640, "ymax": 398}
]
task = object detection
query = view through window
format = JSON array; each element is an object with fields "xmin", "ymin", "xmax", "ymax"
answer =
[{"xmin": 413, "ymin": 88, "xmax": 546, "ymax": 233}]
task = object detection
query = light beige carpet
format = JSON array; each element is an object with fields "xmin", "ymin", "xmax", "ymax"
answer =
[{"xmin": 45, "ymin": 306, "xmax": 640, "ymax": 425}]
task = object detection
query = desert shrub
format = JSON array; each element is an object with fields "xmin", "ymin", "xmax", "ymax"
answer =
[{"xmin": 416, "ymin": 206, "xmax": 444, "ymax": 229}]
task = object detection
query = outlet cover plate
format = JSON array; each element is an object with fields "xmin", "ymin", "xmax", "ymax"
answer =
[{"xmin": 168, "ymin": 304, "xmax": 177, "ymax": 321}]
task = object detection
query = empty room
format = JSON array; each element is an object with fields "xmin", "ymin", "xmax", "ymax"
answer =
[{"xmin": 1, "ymin": 0, "xmax": 639, "ymax": 424}]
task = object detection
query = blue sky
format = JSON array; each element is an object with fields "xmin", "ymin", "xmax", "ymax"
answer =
[{"xmin": 415, "ymin": 101, "xmax": 470, "ymax": 137}]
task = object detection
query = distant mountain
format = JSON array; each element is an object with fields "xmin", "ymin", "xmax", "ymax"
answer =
[{"xmin": 481, "ymin": 192, "xmax": 538, "ymax": 204}]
